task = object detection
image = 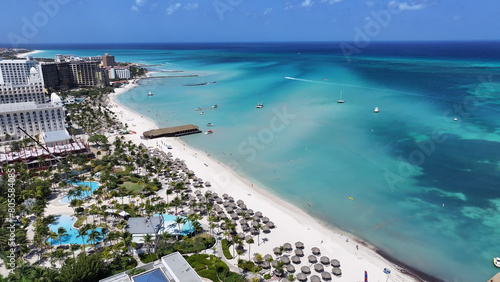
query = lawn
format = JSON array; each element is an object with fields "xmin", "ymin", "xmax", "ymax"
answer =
[{"xmin": 120, "ymin": 181, "xmax": 145, "ymax": 193}]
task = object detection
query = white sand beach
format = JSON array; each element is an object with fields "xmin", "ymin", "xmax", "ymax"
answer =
[
  {"xmin": 107, "ymin": 80, "xmax": 420, "ymax": 282},
  {"xmin": 16, "ymin": 50, "xmax": 43, "ymax": 58}
]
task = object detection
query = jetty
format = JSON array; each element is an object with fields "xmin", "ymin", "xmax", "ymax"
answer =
[{"xmin": 142, "ymin": 124, "xmax": 201, "ymax": 139}]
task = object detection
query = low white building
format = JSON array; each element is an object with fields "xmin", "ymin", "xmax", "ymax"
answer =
[
  {"xmin": 0, "ymin": 93, "xmax": 65, "ymax": 141},
  {"xmin": 108, "ymin": 66, "xmax": 131, "ymax": 80}
]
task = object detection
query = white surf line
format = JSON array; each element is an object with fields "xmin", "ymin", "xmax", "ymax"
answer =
[{"xmin": 284, "ymin": 76, "xmax": 422, "ymax": 97}]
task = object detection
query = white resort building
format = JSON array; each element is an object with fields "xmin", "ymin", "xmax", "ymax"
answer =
[{"xmin": 0, "ymin": 58, "xmax": 68, "ymax": 142}]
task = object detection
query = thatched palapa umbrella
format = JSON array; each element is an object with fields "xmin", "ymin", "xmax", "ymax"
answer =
[
  {"xmin": 283, "ymin": 242, "xmax": 292, "ymax": 251},
  {"xmin": 308, "ymin": 255, "xmax": 317, "ymax": 263},
  {"xmin": 280, "ymin": 255, "xmax": 290, "ymax": 264},
  {"xmin": 320, "ymin": 256, "xmax": 330, "ymax": 265},
  {"xmin": 310, "ymin": 275, "xmax": 321, "ymax": 282},
  {"xmin": 294, "ymin": 249, "xmax": 304, "ymax": 257},
  {"xmin": 262, "ymin": 225, "xmax": 270, "ymax": 233},
  {"xmin": 291, "ymin": 256, "xmax": 301, "ymax": 264},
  {"xmin": 332, "ymin": 267, "xmax": 342, "ymax": 276},
  {"xmin": 296, "ymin": 273, "xmax": 307, "ymax": 281},
  {"xmin": 262, "ymin": 261, "xmax": 270, "ymax": 269},
  {"xmin": 295, "ymin": 241, "xmax": 304, "ymax": 249},
  {"xmin": 262, "ymin": 216, "xmax": 269, "ymax": 223},
  {"xmin": 266, "ymin": 221, "xmax": 275, "ymax": 228},
  {"xmin": 255, "ymin": 211, "xmax": 263, "ymax": 217},
  {"xmin": 273, "ymin": 247, "xmax": 282, "ymax": 255},
  {"xmin": 314, "ymin": 263, "xmax": 324, "ymax": 272},
  {"xmin": 311, "ymin": 247, "xmax": 321, "ymax": 255},
  {"xmin": 330, "ymin": 259, "xmax": 340, "ymax": 267},
  {"xmin": 321, "ymin": 272, "xmax": 332, "ymax": 281},
  {"xmin": 286, "ymin": 264, "xmax": 295, "ymax": 273},
  {"xmin": 301, "ymin": 266, "xmax": 311, "ymax": 274}
]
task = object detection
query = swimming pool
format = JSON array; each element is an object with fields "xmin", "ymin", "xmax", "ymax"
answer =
[
  {"xmin": 47, "ymin": 215, "xmax": 103, "ymax": 245},
  {"xmin": 158, "ymin": 214, "xmax": 194, "ymax": 236},
  {"xmin": 60, "ymin": 181, "xmax": 100, "ymax": 204}
]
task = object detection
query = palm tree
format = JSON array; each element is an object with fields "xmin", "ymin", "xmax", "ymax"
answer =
[
  {"xmin": 76, "ymin": 226, "xmax": 89, "ymax": 253},
  {"xmin": 57, "ymin": 227, "xmax": 68, "ymax": 245},
  {"xmin": 174, "ymin": 216, "xmax": 186, "ymax": 240},
  {"xmin": 87, "ymin": 229, "xmax": 102, "ymax": 249},
  {"xmin": 48, "ymin": 232, "xmax": 58, "ymax": 249},
  {"xmin": 70, "ymin": 244, "xmax": 80, "ymax": 259},
  {"xmin": 246, "ymin": 238, "xmax": 254, "ymax": 260},
  {"xmin": 143, "ymin": 234, "xmax": 154, "ymax": 262}
]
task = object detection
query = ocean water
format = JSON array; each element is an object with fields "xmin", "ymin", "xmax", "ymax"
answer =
[{"xmin": 31, "ymin": 42, "xmax": 500, "ymax": 281}]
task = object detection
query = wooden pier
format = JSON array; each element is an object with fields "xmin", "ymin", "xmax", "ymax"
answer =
[{"xmin": 142, "ymin": 124, "xmax": 201, "ymax": 139}]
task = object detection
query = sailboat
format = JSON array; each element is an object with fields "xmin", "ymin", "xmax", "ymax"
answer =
[
  {"xmin": 147, "ymin": 91, "xmax": 154, "ymax": 96},
  {"xmin": 374, "ymin": 107, "xmax": 379, "ymax": 113},
  {"xmin": 256, "ymin": 94, "xmax": 264, "ymax": 108},
  {"xmin": 337, "ymin": 90, "xmax": 344, "ymax": 103}
]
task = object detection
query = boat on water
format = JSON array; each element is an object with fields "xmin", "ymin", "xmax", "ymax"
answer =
[
  {"xmin": 195, "ymin": 107, "xmax": 202, "ymax": 111},
  {"xmin": 147, "ymin": 91, "xmax": 154, "ymax": 96},
  {"xmin": 348, "ymin": 196, "xmax": 354, "ymax": 200},
  {"xmin": 212, "ymin": 104, "xmax": 218, "ymax": 109},
  {"xmin": 207, "ymin": 123, "xmax": 214, "ymax": 127},
  {"xmin": 494, "ymin": 257, "xmax": 500, "ymax": 268},
  {"xmin": 205, "ymin": 130, "xmax": 213, "ymax": 135},
  {"xmin": 337, "ymin": 90, "xmax": 344, "ymax": 103},
  {"xmin": 374, "ymin": 107, "xmax": 379, "ymax": 113},
  {"xmin": 199, "ymin": 112, "xmax": 205, "ymax": 115},
  {"xmin": 256, "ymin": 94, "xmax": 264, "ymax": 108}
]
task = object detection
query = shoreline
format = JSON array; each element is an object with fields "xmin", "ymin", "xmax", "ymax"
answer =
[
  {"xmin": 16, "ymin": 50, "xmax": 43, "ymax": 58},
  {"xmin": 107, "ymin": 76, "xmax": 432, "ymax": 281}
]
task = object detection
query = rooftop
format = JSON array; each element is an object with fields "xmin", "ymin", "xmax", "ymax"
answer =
[
  {"xmin": 143, "ymin": 125, "xmax": 201, "ymax": 138},
  {"xmin": 126, "ymin": 217, "xmax": 162, "ymax": 234},
  {"xmin": 43, "ymin": 129, "xmax": 70, "ymax": 143}
]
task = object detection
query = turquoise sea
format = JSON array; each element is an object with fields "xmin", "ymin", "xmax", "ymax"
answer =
[{"xmin": 32, "ymin": 42, "xmax": 500, "ymax": 281}]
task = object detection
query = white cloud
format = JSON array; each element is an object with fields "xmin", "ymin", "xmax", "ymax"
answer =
[
  {"xmin": 184, "ymin": 3, "xmax": 199, "ymax": 10},
  {"xmin": 263, "ymin": 8, "xmax": 272, "ymax": 16},
  {"xmin": 285, "ymin": 2, "xmax": 294, "ymax": 10},
  {"xmin": 320, "ymin": 0, "xmax": 343, "ymax": 4},
  {"xmin": 301, "ymin": 0, "xmax": 313, "ymax": 7},
  {"xmin": 131, "ymin": 0, "xmax": 147, "ymax": 11},
  {"xmin": 366, "ymin": 1, "xmax": 374, "ymax": 7},
  {"xmin": 167, "ymin": 3, "xmax": 181, "ymax": 15},
  {"xmin": 388, "ymin": 1, "xmax": 430, "ymax": 11}
]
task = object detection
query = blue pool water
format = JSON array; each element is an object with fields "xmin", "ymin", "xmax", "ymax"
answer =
[
  {"xmin": 47, "ymin": 215, "xmax": 103, "ymax": 245},
  {"xmin": 158, "ymin": 214, "xmax": 194, "ymax": 236},
  {"xmin": 60, "ymin": 181, "xmax": 100, "ymax": 204}
]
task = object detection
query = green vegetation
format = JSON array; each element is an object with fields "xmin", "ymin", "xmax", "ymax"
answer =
[
  {"xmin": 237, "ymin": 259, "xmax": 261, "ymax": 273},
  {"xmin": 186, "ymin": 254, "xmax": 245, "ymax": 282},
  {"xmin": 128, "ymin": 268, "xmax": 146, "ymax": 275},
  {"xmin": 221, "ymin": 239, "xmax": 233, "ymax": 259},
  {"xmin": 73, "ymin": 216, "xmax": 86, "ymax": 228},
  {"xmin": 58, "ymin": 253, "xmax": 108, "ymax": 282},
  {"xmin": 129, "ymin": 65, "xmax": 147, "ymax": 78},
  {"xmin": 138, "ymin": 252, "xmax": 159, "ymax": 263},
  {"xmin": 120, "ymin": 181, "xmax": 146, "ymax": 194},
  {"xmin": 156, "ymin": 234, "xmax": 215, "ymax": 257}
]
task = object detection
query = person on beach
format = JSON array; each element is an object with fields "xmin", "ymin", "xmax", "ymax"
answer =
[{"xmin": 356, "ymin": 245, "xmax": 359, "ymax": 250}]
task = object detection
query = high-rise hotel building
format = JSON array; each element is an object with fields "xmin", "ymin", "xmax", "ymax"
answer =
[{"xmin": 0, "ymin": 57, "xmax": 66, "ymax": 141}]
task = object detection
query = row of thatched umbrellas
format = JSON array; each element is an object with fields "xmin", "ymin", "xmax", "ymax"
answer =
[
  {"xmin": 153, "ymin": 152, "xmax": 276, "ymax": 239},
  {"xmin": 256, "ymin": 242, "xmax": 342, "ymax": 281}
]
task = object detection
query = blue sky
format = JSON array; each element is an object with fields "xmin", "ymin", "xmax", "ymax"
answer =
[{"xmin": 1, "ymin": 0, "xmax": 499, "ymax": 45}]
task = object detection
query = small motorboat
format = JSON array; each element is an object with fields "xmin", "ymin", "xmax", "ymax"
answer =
[
  {"xmin": 199, "ymin": 112, "xmax": 205, "ymax": 115},
  {"xmin": 348, "ymin": 196, "xmax": 354, "ymax": 200},
  {"xmin": 205, "ymin": 130, "xmax": 213, "ymax": 135},
  {"xmin": 256, "ymin": 103, "xmax": 263, "ymax": 109},
  {"xmin": 454, "ymin": 117, "xmax": 458, "ymax": 122},
  {"xmin": 195, "ymin": 107, "xmax": 202, "ymax": 111},
  {"xmin": 337, "ymin": 90, "xmax": 344, "ymax": 103},
  {"xmin": 212, "ymin": 104, "xmax": 218, "ymax": 109},
  {"xmin": 207, "ymin": 123, "xmax": 214, "ymax": 127},
  {"xmin": 147, "ymin": 91, "xmax": 154, "ymax": 96},
  {"xmin": 374, "ymin": 107, "xmax": 379, "ymax": 113},
  {"xmin": 494, "ymin": 257, "xmax": 500, "ymax": 268}
]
